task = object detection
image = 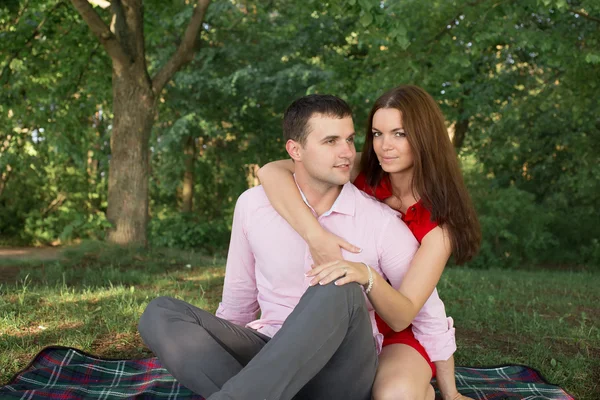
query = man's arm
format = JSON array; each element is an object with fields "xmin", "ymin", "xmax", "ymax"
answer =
[{"xmin": 215, "ymin": 191, "xmax": 260, "ymax": 326}]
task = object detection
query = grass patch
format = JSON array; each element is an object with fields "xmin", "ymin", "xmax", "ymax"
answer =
[{"xmin": 1, "ymin": 244, "xmax": 598, "ymax": 399}]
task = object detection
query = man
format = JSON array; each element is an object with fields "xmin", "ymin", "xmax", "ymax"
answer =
[{"xmin": 138, "ymin": 95, "xmax": 452, "ymax": 400}]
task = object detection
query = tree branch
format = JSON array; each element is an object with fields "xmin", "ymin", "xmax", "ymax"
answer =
[
  {"xmin": 569, "ymin": 8, "xmax": 600, "ymax": 25},
  {"xmin": 7, "ymin": 0, "xmax": 30, "ymax": 29},
  {"xmin": 152, "ymin": 0, "xmax": 211, "ymax": 95},
  {"xmin": 63, "ymin": 43, "xmax": 101, "ymax": 102},
  {"xmin": 1, "ymin": 1, "xmax": 67, "ymax": 84},
  {"xmin": 0, "ymin": 166, "xmax": 12, "ymax": 199},
  {"xmin": 70, "ymin": 0, "xmax": 131, "ymax": 72}
]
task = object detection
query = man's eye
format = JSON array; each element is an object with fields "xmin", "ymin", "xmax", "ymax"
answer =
[
  {"xmin": 327, "ymin": 139, "xmax": 336, "ymax": 144},
  {"xmin": 346, "ymin": 137, "xmax": 355, "ymax": 143}
]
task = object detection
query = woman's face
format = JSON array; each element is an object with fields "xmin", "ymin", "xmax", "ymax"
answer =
[{"xmin": 371, "ymin": 108, "xmax": 414, "ymax": 175}]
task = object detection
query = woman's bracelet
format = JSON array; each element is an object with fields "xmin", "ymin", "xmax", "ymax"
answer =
[{"xmin": 361, "ymin": 262, "xmax": 374, "ymax": 294}]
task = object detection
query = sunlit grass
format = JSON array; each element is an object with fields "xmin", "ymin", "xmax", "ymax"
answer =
[{"xmin": 0, "ymin": 244, "xmax": 598, "ymax": 399}]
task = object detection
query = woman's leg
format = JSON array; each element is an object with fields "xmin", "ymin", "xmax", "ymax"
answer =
[{"xmin": 372, "ymin": 343, "xmax": 434, "ymax": 400}]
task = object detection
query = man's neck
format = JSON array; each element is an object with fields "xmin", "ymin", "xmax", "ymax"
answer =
[{"xmin": 295, "ymin": 171, "xmax": 343, "ymax": 217}]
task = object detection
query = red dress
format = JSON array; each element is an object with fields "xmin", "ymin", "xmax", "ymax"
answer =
[{"xmin": 353, "ymin": 172, "xmax": 437, "ymax": 377}]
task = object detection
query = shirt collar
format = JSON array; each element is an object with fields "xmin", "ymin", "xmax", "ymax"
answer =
[{"xmin": 294, "ymin": 175, "xmax": 356, "ymax": 217}]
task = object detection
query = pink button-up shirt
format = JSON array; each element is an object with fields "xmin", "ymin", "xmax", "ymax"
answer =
[{"xmin": 216, "ymin": 182, "xmax": 456, "ymax": 361}]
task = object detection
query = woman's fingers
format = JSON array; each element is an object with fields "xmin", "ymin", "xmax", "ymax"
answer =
[
  {"xmin": 337, "ymin": 239, "xmax": 361, "ymax": 254},
  {"xmin": 308, "ymin": 266, "xmax": 337, "ymax": 285},
  {"xmin": 333, "ymin": 276, "xmax": 352, "ymax": 286},
  {"xmin": 306, "ymin": 260, "xmax": 339, "ymax": 277},
  {"xmin": 312, "ymin": 266, "xmax": 348, "ymax": 286}
]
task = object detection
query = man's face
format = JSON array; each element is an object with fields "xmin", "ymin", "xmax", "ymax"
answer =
[{"xmin": 296, "ymin": 114, "xmax": 356, "ymax": 186}]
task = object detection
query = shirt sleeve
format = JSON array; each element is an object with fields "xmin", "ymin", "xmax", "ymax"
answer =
[
  {"xmin": 215, "ymin": 191, "xmax": 260, "ymax": 326},
  {"xmin": 377, "ymin": 216, "xmax": 419, "ymax": 293},
  {"xmin": 411, "ymin": 289, "xmax": 457, "ymax": 361},
  {"xmin": 379, "ymin": 217, "xmax": 456, "ymax": 362}
]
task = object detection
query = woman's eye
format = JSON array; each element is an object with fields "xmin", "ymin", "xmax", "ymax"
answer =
[
  {"xmin": 372, "ymin": 132, "xmax": 381, "ymax": 137},
  {"xmin": 395, "ymin": 132, "xmax": 406, "ymax": 137}
]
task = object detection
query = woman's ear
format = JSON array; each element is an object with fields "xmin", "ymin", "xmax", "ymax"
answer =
[{"xmin": 285, "ymin": 139, "xmax": 302, "ymax": 162}]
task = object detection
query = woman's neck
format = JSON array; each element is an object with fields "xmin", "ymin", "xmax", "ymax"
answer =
[{"xmin": 388, "ymin": 170, "xmax": 419, "ymax": 207}]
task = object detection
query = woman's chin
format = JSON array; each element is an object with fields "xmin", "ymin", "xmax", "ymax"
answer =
[{"xmin": 380, "ymin": 165, "xmax": 400, "ymax": 173}]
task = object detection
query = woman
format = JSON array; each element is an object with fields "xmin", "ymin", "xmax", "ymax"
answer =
[{"xmin": 258, "ymin": 85, "xmax": 480, "ymax": 400}]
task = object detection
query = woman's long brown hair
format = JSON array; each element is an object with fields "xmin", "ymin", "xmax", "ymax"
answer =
[{"xmin": 360, "ymin": 85, "xmax": 481, "ymax": 264}]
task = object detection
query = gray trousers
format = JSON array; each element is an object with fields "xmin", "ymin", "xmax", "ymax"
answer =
[{"xmin": 138, "ymin": 282, "xmax": 377, "ymax": 400}]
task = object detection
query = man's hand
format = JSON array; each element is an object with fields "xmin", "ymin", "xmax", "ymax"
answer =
[
  {"xmin": 305, "ymin": 228, "xmax": 361, "ymax": 265},
  {"xmin": 306, "ymin": 260, "xmax": 369, "ymax": 287}
]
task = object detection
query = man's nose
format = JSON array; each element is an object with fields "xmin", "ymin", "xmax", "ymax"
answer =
[{"xmin": 339, "ymin": 141, "xmax": 355, "ymax": 158}]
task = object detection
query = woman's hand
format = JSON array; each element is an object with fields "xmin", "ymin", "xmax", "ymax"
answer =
[
  {"xmin": 443, "ymin": 392, "xmax": 474, "ymax": 400},
  {"xmin": 305, "ymin": 228, "xmax": 361, "ymax": 265},
  {"xmin": 306, "ymin": 260, "xmax": 369, "ymax": 287}
]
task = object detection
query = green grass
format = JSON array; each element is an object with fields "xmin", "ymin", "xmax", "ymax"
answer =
[{"xmin": 1, "ymin": 243, "xmax": 598, "ymax": 399}]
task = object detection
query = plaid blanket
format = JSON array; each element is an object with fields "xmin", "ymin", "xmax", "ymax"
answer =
[{"xmin": 1, "ymin": 346, "xmax": 575, "ymax": 399}]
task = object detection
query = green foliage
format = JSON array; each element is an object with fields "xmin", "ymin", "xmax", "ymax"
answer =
[
  {"xmin": 466, "ymin": 176, "xmax": 557, "ymax": 269},
  {"xmin": 1, "ymin": 0, "xmax": 599, "ymax": 269},
  {"xmin": 148, "ymin": 212, "xmax": 230, "ymax": 255}
]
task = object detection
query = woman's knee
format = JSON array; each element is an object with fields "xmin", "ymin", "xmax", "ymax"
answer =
[{"xmin": 372, "ymin": 378, "xmax": 428, "ymax": 400}]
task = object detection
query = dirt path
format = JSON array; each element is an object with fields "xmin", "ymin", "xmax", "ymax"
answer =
[
  {"xmin": 0, "ymin": 247, "xmax": 63, "ymax": 261},
  {"xmin": 0, "ymin": 247, "xmax": 63, "ymax": 284}
]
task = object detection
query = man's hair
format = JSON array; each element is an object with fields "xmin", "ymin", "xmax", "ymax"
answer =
[{"xmin": 282, "ymin": 94, "xmax": 353, "ymax": 145}]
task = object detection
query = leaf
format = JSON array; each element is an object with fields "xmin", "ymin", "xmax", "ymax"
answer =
[
  {"xmin": 358, "ymin": 0, "xmax": 374, "ymax": 12},
  {"xmin": 585, "ymin": 53, "xmax": 600, "ymax": 65},
  {"xmin": 360, "ymin": 12, "xmax": 373, "ymax": 28},
  {"xmin": 550, "ymin": 358, "xmax": 557, "ymax": 367}
]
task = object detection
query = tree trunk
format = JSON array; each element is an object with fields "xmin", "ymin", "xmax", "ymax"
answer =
[
  {"xmin": 181, "ymin": 135, "xmax": 196, "ymax": 213},
  {"xmin": 106, "ymin": 71, "xmax": 155, "ymax": 246},
  {"xmin": 452, "ymin": 117, "xmax": 469, "ymax": 150},
  {"xmin": 452, "ymin": 93, "xmax": 470, "ymax": 150},
  {"xmin": 71, "ymin": 0, "xmax": 211, "ymax": 246}
]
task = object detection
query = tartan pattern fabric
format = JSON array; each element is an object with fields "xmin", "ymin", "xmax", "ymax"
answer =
[{"xmin": 2, "ymin": 346, "xmax": 575, "ymax": 400}]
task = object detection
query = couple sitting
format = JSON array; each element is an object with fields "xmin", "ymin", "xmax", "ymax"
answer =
[{"xmin": 138, "ymin": 86, "xmax": 481, "ymax": 400}]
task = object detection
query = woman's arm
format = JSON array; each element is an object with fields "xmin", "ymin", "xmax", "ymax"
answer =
[
  {"xmin": 306, "ymin": 226, "xmax": 450, "ymax": 331},
  {"xmin": 373, "ymin": 226, "xmax": 452, "ymax": 331},
  {"xmin": 435, "ymin": 357, "xmax": 473, "ymax": 400},
  {"xmin": 257, "ymin": 159, "xmax": 361, "ymax": 264}
]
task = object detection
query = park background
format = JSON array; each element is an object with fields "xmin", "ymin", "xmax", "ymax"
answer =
[{"xmin": 0, "ymin": 0, "xmax": 598, "ymax": 398}]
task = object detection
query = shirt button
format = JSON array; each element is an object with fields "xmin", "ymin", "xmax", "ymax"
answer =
[{"xmin": 411, "ymin": 207, "xmax": 416, "ymax": 211}]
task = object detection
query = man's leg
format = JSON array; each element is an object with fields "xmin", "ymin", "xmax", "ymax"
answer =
[
  {"xmin": 210, "ymin": 283, "xmax": 378, "ymax": 400},
  {"xmin": 138, "ymin": 296, "xmax": 269, "ymax": 397}
]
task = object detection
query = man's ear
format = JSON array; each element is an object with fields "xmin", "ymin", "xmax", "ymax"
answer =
[{"xmin": 285, "ymin": 139, "xmax": 302, "ymax": 162}]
